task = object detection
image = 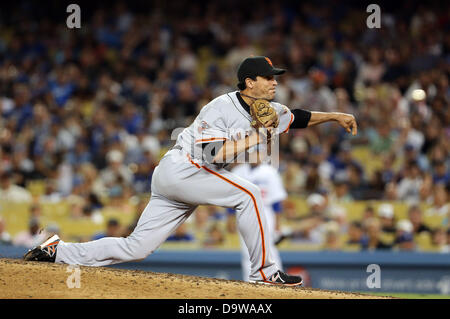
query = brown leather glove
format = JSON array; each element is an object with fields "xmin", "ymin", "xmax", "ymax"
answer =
[{"xmin": 249, "ymin": 99, "xmax": 279, "ymax": 129}]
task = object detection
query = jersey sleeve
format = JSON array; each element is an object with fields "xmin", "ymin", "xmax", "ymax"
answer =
[
  {"xmin": 271, "ymin": 102, "xmax": 294, "ymax": 135},
  {"xmin": 193, "ymin": 106, "xmax": 229, "ymax": 145}
]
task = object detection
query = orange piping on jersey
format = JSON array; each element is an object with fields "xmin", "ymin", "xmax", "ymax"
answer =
[
  {"xmin": 186, "ymin": 154, "xmax": 201, "ymax": 168},
  {"xmin": 282, "ymin": 113, "xmax": 294, "ymax": 134},
  {"xmin": 195, "ymin": 137, "xmax": 227, "ymax": 143},
  {"xmin": 200, "ymin": 165, "xmax": 268, "ymax": 281}
]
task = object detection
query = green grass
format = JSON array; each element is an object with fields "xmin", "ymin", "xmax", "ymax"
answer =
[{"xmin": 361, "ymin": 291, "xmax": 450, "ymax": 299}]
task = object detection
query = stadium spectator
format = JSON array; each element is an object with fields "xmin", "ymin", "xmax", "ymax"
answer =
[
  {"xmin": 347, "ymin": 164, "xmax": 371, "ymax": 200},
  {"xmin": 309, "ymin": 145, "xmax": 333, "ymax": 187},
  {"xmin": 100, "ymin": 150, "xmax": 133, "ymax": 189},
  {"xmin": 377, "ymin": 203, "xmax": 397, "ymax": 234},
  {"xmin": 40, "ymin": 179, "xmax": 63, "ymax": 203},
  {"xmin": 396, "ymin": 160, "xmax": 424, "ymax": 202},
  {"xmin": 282, "ymin": 162, "xmax": 305, "ymax": 195},
  {"xmin": 67, "ymin": 194, "xmax": 104, "ymax": 224},
  {"xmin": 322, "ymin": 221, "xmax": 342, "ymax": 251},
  {"xmin": 41, "ymin": 223, "xmax": 62, "ymax": 241},
  {"xmin": 426, "ymin": 184, "xmax": 449, "ymax": 217},
  {"xmin": 29, "ymin": 203, "xmax": 42, "ymax": 218},
  {"xmin": 327, "ymin": 205, "xmax": 348, "ymax": 234},
  {"xmin": 12, "ymin": 217, "xmax": 47, "ymax": 248},
  {"xmin": 92, "ymin": 218, "xmax": 123, "ymax": 241},
  {"xmin": 77, "ymin": 163, "xmax": 107, "ymax": 200},
  {"xmin": 122, "ymin": 196, "xmax": 149, "ymax": 237},
  {"xmin": 430, "ymin": 227, "xmax": 450, "ymax": 253},
  {"xmin": 329, "ymin": 177, "xmax": 352, "ymax": 202},
  {"xmin": 408, "ymin": 205, "xmax": 432, "ymax": 234},
  {"xmin": 394, "ymin": 232, "xmax": 417, "ymax": 252},
  {"xmin": 356, "ymin": 47, "xmax": 386, "ymax": 87},
  {"xmin": 362, "ymin": 205, "xmax": 376, "ymax": 221},
  {"xmin": 362, "ymin": 218, "xmax": 392, "ymax": 250},
  {"xmin": 346, "ymin": 221, "xmax": 368, "ymax": 250},
  {"xmin": 192, "ymin": 205, "xmax": 214, "ymax": 234},
  {"xmin": 105, "ymin": 177, "xmax": 134, "ymax": 215},
  {"xmin": 0, "ymin": 171, "xmax": 32, "ymax": 203},
  {"xmin": 305, "ymin": 193, "xmax": 327, "ymax": 218},
  {"xmin": 66, "ymin": 139, "xmax": 92, "ymax": 167},
  {"xmin": 295, "ymin": 68, "xmax": 337, "ymax": 112},
  {"xmin": 167, "ymin": 223, "xmax": 195, "ymax": 242},
  {"xmin": 367, "ymin": 170, "xmax": 386, "ymax": 200},
  {"xmin": 379, "ymin": 153, "xmax": 396, "ymax": 186},
  {"xmin": 286, "ymin": 215, "xmax": 327, "ymax": 245},
  {"xmin": 368, "ymin": 121, "xmax": 395, "ymax": 155},
  {"xmin": 328, "ymin": 142, "xmax": 363, "ymax": 183},
  {"xmin": 225, "ymin": 34, "xmax": 257, "ymax": 72},
  {"xmin": 282, "ymin": 199, "xmax": 300, "ymax": 221},
  {"xmin": 203, "ymin": 223, "xmax": 225, "ymax": 248},
  {"xmin": 432, "ymin": 160, "xmax": 449, "ymax": 186},
  {"xmin": 394, "ymin": 220, "xmax": 417, "ymax": 251},
  {"xmin": 384, "ymin": 181, "xmax": 399, "ymax": 201},
  {"xmin": 419, "ymin": 173, "xmax": 434, "ymax": 202}
]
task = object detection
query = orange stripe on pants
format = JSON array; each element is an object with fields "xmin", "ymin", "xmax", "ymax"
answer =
[{"xmin": 200, "ymin": 165, "xmax": 267, "ymax": 281}]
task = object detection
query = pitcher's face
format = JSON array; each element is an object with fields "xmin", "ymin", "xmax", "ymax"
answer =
[{"xmin": 247, "ymin": 75, "xmax": 278, "ymax": 100}]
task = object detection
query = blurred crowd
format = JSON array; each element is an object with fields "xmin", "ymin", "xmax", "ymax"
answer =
[
  {"xmin": 276, "ymin": 194, "xmax": 450, "ymax": 253},
  {"xmin": 0, "ymin": 0, "xmax": 448, "ymax": 250}
]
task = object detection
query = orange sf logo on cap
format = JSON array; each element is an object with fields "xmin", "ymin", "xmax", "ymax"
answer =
[{"xmin": 264, "ymin": 57, "xmax": 273, "ymax": 67}]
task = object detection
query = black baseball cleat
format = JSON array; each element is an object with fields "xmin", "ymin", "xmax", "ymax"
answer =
[
  {"xmin": 251, "ymin": 270, "xmax": 303, "ymax": 286},
  {"xmin": 23, "ymin": 235, "xmax": 60, "ymax": 262}
]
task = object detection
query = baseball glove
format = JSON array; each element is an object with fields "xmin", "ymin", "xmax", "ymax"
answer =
[{"xmin": 249, "ymin": 99, "xmax": 279, "ymax": 129}]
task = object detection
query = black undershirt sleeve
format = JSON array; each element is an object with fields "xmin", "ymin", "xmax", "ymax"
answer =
[{"xmin": 290, "ymin": 109, "xmax": 312, "ymax": 129}]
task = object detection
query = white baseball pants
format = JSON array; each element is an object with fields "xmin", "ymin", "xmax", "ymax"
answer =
[
  {"xmin": 56, "ymin": 149, "xmax": 278, "ymax": 281},
  {"xmin": 240, "ymin": 208, "xmax": 282, "ymax": 281}
]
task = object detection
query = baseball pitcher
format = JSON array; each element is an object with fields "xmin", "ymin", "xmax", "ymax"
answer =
[{"xmin": 24, "ymin": 56, "xmax": 357, "ymax": 286}]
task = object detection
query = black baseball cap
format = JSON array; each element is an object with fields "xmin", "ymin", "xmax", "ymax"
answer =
[{"xmin": 237, "ymin": 56, "xmax": 285, "ymax": 85}]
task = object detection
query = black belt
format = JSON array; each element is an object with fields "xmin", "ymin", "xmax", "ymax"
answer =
[{"xmin": 172, "ymin": 145, "xmax": 227, "ymax": 169}]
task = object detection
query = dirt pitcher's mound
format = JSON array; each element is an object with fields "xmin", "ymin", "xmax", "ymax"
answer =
[{"xmin": 0, "ymin": 258, "xmax": 390, "ymax": 299}]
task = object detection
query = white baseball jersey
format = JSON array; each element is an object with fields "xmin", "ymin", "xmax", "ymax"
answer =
[{"xmin": 175, "ymin": 91, "xmax": 294, "ymax": 163}]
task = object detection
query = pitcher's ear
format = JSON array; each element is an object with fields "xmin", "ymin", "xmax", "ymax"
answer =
[{"xmin": 245, "ymin": 78, "xmax": 253, "ymax": 89}]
